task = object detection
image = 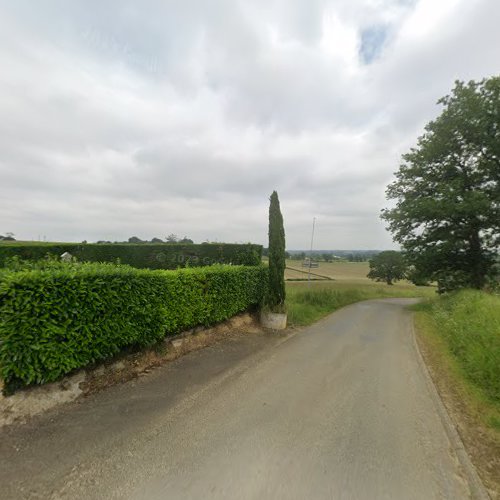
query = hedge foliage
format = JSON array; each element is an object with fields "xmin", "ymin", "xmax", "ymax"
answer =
[
  {"xmin": 0, "ymin": 242, "xmax": 262, "ymax": 269},
  {"xmin": 0, "ymin": 263, "xmax": 267, "ymax": 391}
]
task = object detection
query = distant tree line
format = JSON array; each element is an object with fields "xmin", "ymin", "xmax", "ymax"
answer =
[
  {"xmin": 282, "ymin": 251, "xmax": 379, "ymax": 262},
  {"xmin": 0, "ymin": 232, "xmax": 16, "ymax": 241},
  {"xmin": 96, "ymin": 234, "xmax": 195, "ymax": 245},
  {"xmin": 262, "ymin": 248, "xmax": 291, "ymax": 259}
]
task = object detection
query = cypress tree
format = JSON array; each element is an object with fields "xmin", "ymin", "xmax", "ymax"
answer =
[{"xmin": 267, "ymin": 191, "xmax": 286, "ymax": 311}]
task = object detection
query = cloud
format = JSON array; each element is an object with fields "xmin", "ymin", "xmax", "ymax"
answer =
[{"xmin": 0, "ymin": 0, "xmax": 499, "ymax": 249}]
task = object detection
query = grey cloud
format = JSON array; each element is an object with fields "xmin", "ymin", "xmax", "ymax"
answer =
[{"xmin": 1, "ymin": 0, "xmax": 499, "ymax": 248}]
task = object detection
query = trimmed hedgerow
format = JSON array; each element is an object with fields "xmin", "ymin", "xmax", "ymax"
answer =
[
  {"xmin": 0, "ymin": 243, "xmax": 262, "ymax": 269},
  {"xmin": 0, "ymin": 263, "xmax": 267, "ymax": 392}
]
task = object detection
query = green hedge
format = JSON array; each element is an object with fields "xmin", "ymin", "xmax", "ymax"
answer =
[
  {"xmin": 0, "ymin": 243, "xmax": 262, "ymax": 269},
  {"xmin": 0, "ymin": 263, "xmax": 267, "ymax": 391}
]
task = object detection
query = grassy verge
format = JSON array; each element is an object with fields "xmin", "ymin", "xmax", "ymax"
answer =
[
  {"xmin": 413, "ymin": 290, "xmax": 500, "ymax": 407},
  {"xmin": 413, "ymin": 290, "xmax": 500, "ymax": 496},
  {"xmin": 286, "ymin": 281, "xmax": 434, "ymax": 326}
]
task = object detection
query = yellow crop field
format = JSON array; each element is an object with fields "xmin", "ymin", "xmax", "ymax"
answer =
[{"xmin": 285, "ymin": 260, "xmax": 370, "ymax": 282}]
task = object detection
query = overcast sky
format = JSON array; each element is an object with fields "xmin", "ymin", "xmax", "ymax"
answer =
[{"xmin": 1, "ymin": 0, "xmax": 499, "ymax": 249}]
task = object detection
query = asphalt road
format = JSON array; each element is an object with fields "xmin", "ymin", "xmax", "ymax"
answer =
[{"xmin": 1, "ymin": 299, "xmax": 474, "ymax": 499}]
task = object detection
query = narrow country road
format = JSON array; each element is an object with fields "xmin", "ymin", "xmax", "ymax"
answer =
[{"xmin": 1, "ymin": 299, "xmax": 475, "ymax": 499}]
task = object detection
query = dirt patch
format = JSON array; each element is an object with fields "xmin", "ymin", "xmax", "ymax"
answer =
[
  {"xmin": 0, "ymin": 371, "xmax": 85, "ymax": 428},
  {"xmin": 415, "ymin": 324, "xmax": 500, "ymax": 499},
  {"xmin": 0, "ymin": 313, "xmax": 263, "ymax": 429},
  {"xmin": 82, "ymin": 313, "xmax": 262, "ymax": 396}
]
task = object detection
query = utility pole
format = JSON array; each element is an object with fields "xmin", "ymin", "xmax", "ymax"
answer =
[{"xmin": 307, "ymin": 217, "xmax": 316, "ymax": 286}]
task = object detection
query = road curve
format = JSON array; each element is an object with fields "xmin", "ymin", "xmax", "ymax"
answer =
[{"xmin": 1, "ymin": 299, "xmax": 474, "ymax": 499}]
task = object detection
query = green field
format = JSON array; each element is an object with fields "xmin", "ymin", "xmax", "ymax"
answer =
[
  {"xmin": 285, "ymin": 260, "xmax": 370, "ymax": 282},
  {"xmin": 285, "ymin": 261, "xmax": 435, "ymax": 326}
]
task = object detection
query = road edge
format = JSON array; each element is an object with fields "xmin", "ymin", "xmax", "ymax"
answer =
[{"xmin": 410, "ymin": 315, "xmax": 490, "ymax": 500}]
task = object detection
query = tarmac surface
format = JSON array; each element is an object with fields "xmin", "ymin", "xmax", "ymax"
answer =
[{"xmin": 0, "ymin": 299, "xmax": 474, "ymax": 499}]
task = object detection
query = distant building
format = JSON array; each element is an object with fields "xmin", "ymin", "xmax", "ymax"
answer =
[{"xmin": 302, "ymin": 258, "xmax": 319, "ymax": 268}]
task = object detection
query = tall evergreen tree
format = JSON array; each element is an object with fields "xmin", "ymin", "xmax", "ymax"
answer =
[{"xmin": 267, "ymin": 191, "xmax": 286, "ymax": 310}]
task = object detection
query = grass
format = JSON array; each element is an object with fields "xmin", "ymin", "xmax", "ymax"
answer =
[
  {"xmin": 413, "ymin": 290, "xmax": 500, "ymax": 494},
  {"xmin": 415, "ymin": 308, "xmax": 500, "ymax": 430},
  {"xmin": 286, "ymin": 281, "xmax": 435, "ymax": 326},
  {"xmin": 285, "ymin": 260, "xmax": 435, "ymax": 326},
  {"xmin": 413, "ymin": 290, "xmax": 500, "ymax": 409}
]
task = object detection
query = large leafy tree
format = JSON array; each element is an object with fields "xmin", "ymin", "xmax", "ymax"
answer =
[
  {"xmin": 367, "ymin": 251, "xmax": 407, "ymax": 285},
  {"xmin": 382, "ymin": 77, "xmax": 500, "ymax": 291},
  {"xmin": 267, "ymin": 191, "xmax": 286, "ymax": 311}
]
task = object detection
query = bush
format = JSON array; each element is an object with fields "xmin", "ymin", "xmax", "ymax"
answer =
[
  {"xmin": 0, "ymin": 242, "xmax": 262, "ymax": 269},
  {"xmin": 0, "ymin": 263, "xmax": 267, "ymax": 392},
  {"xmin": 2, "ymin": 254, "xmax": 75, "ymax": 272}
]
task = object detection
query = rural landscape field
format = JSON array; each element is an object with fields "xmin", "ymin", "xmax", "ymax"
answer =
[
  {"xmin": 1, "ymin": 1, "xmax": 499, "ymax": 499},
  {"xmin": 285, "ymin": 260, "xmax": 371, "ymax": 282},
  {"xmin": 283, "ymin": 260, "xmax": 436, "ymax": 326}
]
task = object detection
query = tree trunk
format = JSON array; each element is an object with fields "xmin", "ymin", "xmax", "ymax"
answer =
[{"xmin": 468, "ymin": 227, "xmax": 485, "ymax": 289}]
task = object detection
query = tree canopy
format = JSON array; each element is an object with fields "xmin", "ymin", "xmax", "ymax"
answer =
[
  {"xmin": 128, "ymin": 236, "xmax": 143, "ymax": 243},
  {"xmin": 0, "ymin": 233, "xmax": 16, "ymax": 241},
  {"xmin": 367, "ymin": 251, "xmax": 406, "ymax": 285},
  {"xmin": 382, "ymin": 77, "xmax": 500, "ymax": 292}
]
